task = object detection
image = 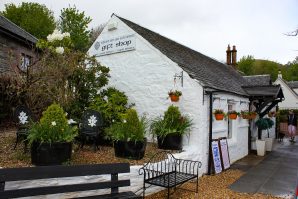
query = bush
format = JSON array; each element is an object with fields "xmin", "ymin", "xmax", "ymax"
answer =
[
  {"xmin": 27, "ymin": 103, "xmax": 77, "ymax": 144},
  {"xmin": 89, "ymin": 87, "xmax": 133, "ymax": 128},
  {"xmin": 150, "ymin": 105, "xmax": 193, "ymax": 138},
  {"xmin": 106, "ymin": 109, "xmax": 147, "ymax": 142}
]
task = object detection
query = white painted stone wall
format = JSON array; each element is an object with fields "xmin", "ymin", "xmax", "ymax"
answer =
[
  {"xmin": 87, "ymin": 15, "xmax": 249, "ymax": 195},
  {"xmin": 211, "ymin": 93, "xmax": 249, "ymax": 163},
  {"xmin": 274, "ymin": 77, "xmax": 298, "ymax": 109},
  {"xmin": 5, "ymin": 15, "xmax": 251, "ymax": 198}
]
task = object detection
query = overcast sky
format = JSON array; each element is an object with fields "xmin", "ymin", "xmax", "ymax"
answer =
[{"xmin": 1, "ymin": 0, "xmax": 297, "ymax": 64}]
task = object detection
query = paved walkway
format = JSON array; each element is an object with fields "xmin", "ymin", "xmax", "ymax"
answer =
[{"xmin": 230, "ymin": 138, "xmax": 298, "ymax": 198}]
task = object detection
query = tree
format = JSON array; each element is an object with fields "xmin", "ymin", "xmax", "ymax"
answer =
[
  {"xmin": 89, "ymin": 23, "xmax": 106, "ymax": 47},
  {"xmin": 238, "ymin": 55, "xmax": 255, "ymax": 75},
  {"xmin": 59, "ymin": 6, "xmax": 92, "ymax": 52},
  {"xmin": 2, "ymin": 2, "xmax": 56, "ymax": 39}
]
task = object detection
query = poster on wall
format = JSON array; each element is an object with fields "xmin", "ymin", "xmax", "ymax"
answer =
[
  {"xmin": 211, "ymin": 140, "xmax": 222, "ymax": 174},
  {"xmin": 94, "ymin": 34, "xmax": 136, "ymax": 56},
  {"xmin": 219, "ymin": 138, "xmax": 230, "ymax": 170}
]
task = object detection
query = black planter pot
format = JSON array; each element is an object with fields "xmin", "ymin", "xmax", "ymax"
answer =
[
  {"xmin": 114, "ymin": 139, "xmax": 147, "ymax": 160},
  {"xmin": 157, "ymin": 134, "xmax": 182, "ymax": 150},
  {"xmin": 31, "ymin": 142, "xmax": 72, "ymax": 166}
]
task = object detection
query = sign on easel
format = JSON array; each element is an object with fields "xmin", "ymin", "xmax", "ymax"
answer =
[
  {"xmin": 219, "ymin": 138, "xmax": 230, "ymax": 170},
  {"xmin": 211, "ymin": 140, "xmax": 222, "ymax": 174}
]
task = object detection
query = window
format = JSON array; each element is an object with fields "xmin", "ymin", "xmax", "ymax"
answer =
[
  {"xmin": 228, "ymin": 104, "xmax": 235, "ymax": 139},
  {"xmin": 20, "ymin": 54, "xmax": 31, "ymax": 72}
]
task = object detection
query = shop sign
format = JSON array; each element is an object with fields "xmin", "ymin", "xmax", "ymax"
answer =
[{"xmin": 94, "ymin": 34, "xmax": 136, "ymax": 56}]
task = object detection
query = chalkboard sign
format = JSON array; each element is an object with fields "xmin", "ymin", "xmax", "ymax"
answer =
[
  {"xmin": 219, "ymin": 138, "xmax": 230, "ymax": 170},
  {"xmin": 211, "ymin": 140, "xmax": 222, "ymax": 174}
]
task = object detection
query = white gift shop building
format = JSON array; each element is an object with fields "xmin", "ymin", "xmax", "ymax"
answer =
[{"xmin": 88, "ymin": 14, "xmax": 283, "ymax": 194}]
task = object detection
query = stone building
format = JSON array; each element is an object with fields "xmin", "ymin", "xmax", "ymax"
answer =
[
  {"xmin": 0, "ymin": 15, "xmax": 37, "ymax": 74},
  {"xmin": 88, "ymin": 14, "xmax": 283, "ymax": 194}
]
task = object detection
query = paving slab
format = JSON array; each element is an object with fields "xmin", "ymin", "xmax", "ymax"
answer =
[{"xmin": 230, "ymin": 137, "xmax": 298, "ymax": 198}]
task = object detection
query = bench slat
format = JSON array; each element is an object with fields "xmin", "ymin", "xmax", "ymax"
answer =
[
  {"xmin": 0, "ymin": 180, "xmax": 130, "ymax": 199},
  {"xmin": 0, "ymin": 163, "xmax": 130, "ymax": 182}
]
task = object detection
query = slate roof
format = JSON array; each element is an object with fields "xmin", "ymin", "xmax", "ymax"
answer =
[
  {"xmin": 242, "ymin": 85, "xmax": 283, "ymax": 98},
  {"xmin": 287, "ymin": 81, "xmax": 298, "ymax": 89},
  {"xmin": 117, "ymin": 15, "xmax": 248, "ymax": 96},
  {"xmin": 0, "ymin": 15, "xmax": 37, "ymax": 44},
  {"xmin": 243, "ymin": 75, "xmax": 272, "ymax": 86}
]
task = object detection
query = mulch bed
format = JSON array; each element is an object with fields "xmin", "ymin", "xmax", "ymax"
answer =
[
  {"xmin": 0, "ymin": 128, "xmax": 166, "ymax": 168},
  {"xmin": 0, "ymin": 129, "xmax": 285, "ymax": 198}
]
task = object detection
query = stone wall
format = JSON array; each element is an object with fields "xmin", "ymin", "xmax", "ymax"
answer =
[{"xmin": 0, "ymin": 33, "xmax": 36, "ymax": 74}]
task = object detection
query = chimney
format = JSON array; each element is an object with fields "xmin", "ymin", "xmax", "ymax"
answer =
[
  {"xmin": 226, "ymin": 45, "xmax": 231, "ymax": 65},
  {"xmin": 231, "ymin": 45, "xmax": 237, "ymax": 67},
  {"xmin": 278, "ymin": 70, "xmax": 283, "ymax": 79}
]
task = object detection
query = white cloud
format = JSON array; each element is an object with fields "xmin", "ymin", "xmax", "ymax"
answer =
[{"xmin": 1, "ymin": 0, "xmax": 297, "ymax": 64}]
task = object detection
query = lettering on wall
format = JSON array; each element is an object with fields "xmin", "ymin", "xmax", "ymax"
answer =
[{"xmin": 94, "ymin": 34, "xmax": 136, "ymax": 56}]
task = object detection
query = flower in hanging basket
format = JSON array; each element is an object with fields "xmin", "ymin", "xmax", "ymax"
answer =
[
  {"xmin": 168, "ymin": 90, "xmax": 182, "ymax": 102},
  {"xmin": 241, "ymin": 110, "xmax": 250, "ymax": 119},
  {"xmin": 228, "ymin": 110, "xmax": 239, "ymax": 120},
  {"xmin": 213, "ymin": 109, "xmax": 225, "ymax": 120},
  {"xmin": 249, "ymin": 111, "xmax": 257, "ymax": 120}
]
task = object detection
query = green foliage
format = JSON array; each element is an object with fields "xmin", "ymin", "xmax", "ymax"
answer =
[
  {"xmin": 65, "ymin": 56, "xmax": 110, "ymax": 120},
  {"xmin": 59, "ymin": 6, "xmax": 92, "ymax": 52},
  {"xmin": 106, "ymin": 109, "xmax": 147, "ymax": 142},
  {"xmin": 150, "ymin": 105, "xmax": 193, "ymax": 138},
  {"xmin": 27, "ymin": 103, "xmax": 78, "ymax": 144},
  {"xmin": 238, "ymin": 56, "xmax": 280, "ymax": 80},
  {"xmin": 89, "ymin": 87, "xmax": 132, "ymax": 127},
  {"xmin": 277, "ymin": 109, "xmax": 298, "ymax": 123},
  {"xmin": 238, "ymin": 55, "xmax": 255, "ymax": 75},
  {"xmin": 168, "ymin": 90, "xmax": 182, "ymax": 96},
  {"xmin": 255, "ymin": 118, "xmax": 274, "ymax": 130},
  {"xmin": 228, "ymin": 110, "xmax": 239, "ymax": 115},
  {"xmin": 2, "ymin": 2, "xmax": 56, "ymax": 39},
  {"xmin": 213, "ymin": 109, "xmax": 224, "ymax": 114}
]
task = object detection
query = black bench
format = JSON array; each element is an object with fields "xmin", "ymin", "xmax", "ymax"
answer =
[
  {"xmin": 139, "ymin": 151, "xmax": 202, "ymax": 198},
  {"xmin": 0, "ymin": 163, "xmax": 140, "ymax": 199}
]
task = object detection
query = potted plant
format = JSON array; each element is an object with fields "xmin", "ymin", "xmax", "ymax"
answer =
[
  {"xmin": 150, "ymin": 105, "xmax": 193, "ymax": 150},
  {"xmin": 240, "ymin": 110, "xmax": 250, "ymax": 119},
  {"xmin": 228, "ymin": 110, "xmax": 239, "ymax": 120},
  {"xmin": 28, "ymin": 103, "xmax": 78, "ymax": 166},
  {"xmin": 168, "ymin": 90, "xmax": 182, "ymax": 102},
  {"xmin": 249, "ymin": 111, "xmax": 257, "ymax": 120},
  {"xmin": 213, "ymin": 109, "xmax": 225, "ymax": 121},
  {"xmin": 255, "ymin": 118, "xmax": 274, "ymax": 154},
  {"xmin": 106, "ymin": 109, "xmax": 148, "ymax": 160}
]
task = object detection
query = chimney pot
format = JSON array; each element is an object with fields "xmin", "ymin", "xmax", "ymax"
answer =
[
  {"xmin": 231, "ymin": 45, "xmax": 237, "ymax": 68},
  {"xmin": 226, "ymin": 45, "xmax": 231, "ymax": 65}
]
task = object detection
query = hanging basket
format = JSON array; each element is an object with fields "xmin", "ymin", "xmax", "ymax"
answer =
[
  {"xmin": 214, "ymin": 113, "xmax": 224, "ymax": 120},
  {"xmin": 169, "ymin": 94, "xmax": 179, "ymax": 102},
  {"xmin": 229, "ymin": 113, "xmax": 238, "ymax": 120},
  {"xmin": 241, "ymin": 114, "xmax": 249, "ymax": 119},
  {"xmin": 250, "ymin": 113, "xmax": 257, "ymax": 120}
]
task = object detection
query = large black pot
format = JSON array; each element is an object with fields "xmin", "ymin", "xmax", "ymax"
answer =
[
  {"xmin": 114, "ymin": 139, "xmax": 147, "ymax": 160},
  {"xmin": 31, "ymin": 142, "xmax": 72, "ymax": 166},
  {"xmin": 157, "ymin": 134, "xmax": 182, "ymax": 150}
]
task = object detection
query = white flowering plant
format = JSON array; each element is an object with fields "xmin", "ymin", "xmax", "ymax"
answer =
[
  {"xmin": 37, "ymin": 29, "xmax": 72, "ymax": 54},
  {"xmin": 28, "ymin": 103, "xmax": 78, "ymax": 144}
]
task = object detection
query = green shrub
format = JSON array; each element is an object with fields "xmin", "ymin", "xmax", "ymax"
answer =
[
  {"xmin": 106, "ymin": 109, "xmax": 147, "ymax": 142},
  {"xmin": 89, "ymin": 87, "xmax": 133, "ymax": 128},
  {"xmin": 150, "ymin": 105, "xmax": 193, "ymax": 138},
  {"xmin": 255, "ymin": 118, "xmax": 274, "ymax": 130},
  {"xmin": 28, "ymin": 103, "xmax": 77, "ymax": 144}
]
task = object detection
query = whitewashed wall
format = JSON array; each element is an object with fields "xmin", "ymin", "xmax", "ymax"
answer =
[
  {"xmin": 275, "ymin": 77, "xmax": 298, "ymax": 109},
  {"xmin": 211, "ymin": 93, "xmax": 249, "ymax": 163},
  {"xmin": 86, "ymin": 15, "xmax": 248, "ymax": 195}
]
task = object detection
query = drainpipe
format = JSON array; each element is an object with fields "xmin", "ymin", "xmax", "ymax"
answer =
[
  {"xmin": 248, "ymin": 100, "xmax": 252, "ymax": 152},
  {"xmin": 208, "ymin": 92, "xmax": 213, "ymax": 175}
]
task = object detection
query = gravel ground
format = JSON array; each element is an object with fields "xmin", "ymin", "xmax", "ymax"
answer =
[
  {"xmin": 146, "ymin": 169, "xmax": 283, "ymax": 199},
  {"xmin": 0, "ymin": 129, "xmax": 285, "ymax": 198}
]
